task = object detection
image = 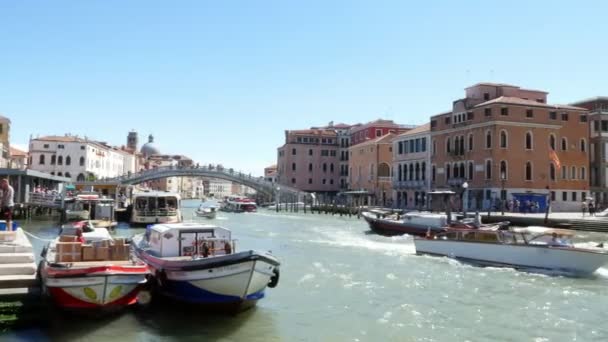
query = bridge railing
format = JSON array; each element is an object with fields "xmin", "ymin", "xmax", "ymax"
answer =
[{"xmin": 95, "ymin": 165, "xmax": 305, "ymax": 197}]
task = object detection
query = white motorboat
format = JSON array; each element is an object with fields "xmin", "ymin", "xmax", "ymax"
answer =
[
  {"xmin": 132, "ymin": 222, "xmax": 280, "ymax": 312},
  {"xmin": 414, "ymin": 226, "xmax": 608, "ymax": 276},
  {"xmin": 195, "ymin": 202, "xmax": 218, "ymax": 219}
]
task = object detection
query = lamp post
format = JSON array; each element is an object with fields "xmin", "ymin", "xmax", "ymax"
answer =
[
  {"xmin": 501, "ymin": 171, "xmax": 506, "ymax": 216},
  {"xmin": 462, "ymin": 181, "xmax": 469, "ymax": 218}
]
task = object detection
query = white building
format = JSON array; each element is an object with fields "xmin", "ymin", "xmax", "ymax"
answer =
[
  {"xmin": 28, "ymin": 135, "xmax": 136, "ymax": 182},
  {"xmin": 207, "ymin": 179, "xmax": 232, "ymax": 199},
  {"xmin": 392, "ymin": 123, "xmax": 431, "ymax": 209}
]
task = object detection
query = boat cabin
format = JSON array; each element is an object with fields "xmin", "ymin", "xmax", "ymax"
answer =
[
  {"xmin": 435, "ymin": 227, "xmax": 575, "ymax": 247},
  {"xmin": 146, "ymin": 223, "xmax": 235, "ymax": 258}
]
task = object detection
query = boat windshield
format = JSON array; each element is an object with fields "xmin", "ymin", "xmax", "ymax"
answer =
[{"xmin": 527, "ymin": 233, "xmax": 573, "ymax": 247}]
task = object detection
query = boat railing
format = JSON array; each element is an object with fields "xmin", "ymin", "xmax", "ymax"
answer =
[
  {"xmin": 27, "ymin": 192, "xmax": 62, "ymax": 207},
  {"xmin": 134, "ymin": 209, "xmax": 179, "ymax": 217}
]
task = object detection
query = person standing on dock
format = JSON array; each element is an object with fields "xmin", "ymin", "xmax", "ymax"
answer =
[
  {"xmin": 0, "ymin": 178, "xmax": 15, "ymax": 231},
  {"xmin": 581, "ymin": 201, "xmax": 587, "ymax": 217},
  {"xmin": 589, "ymin": 201, "xmax": 596, "ymax": 217}
]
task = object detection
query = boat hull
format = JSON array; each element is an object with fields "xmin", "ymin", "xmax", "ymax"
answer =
[
  {"xmin": 195, "ymin": 210, "xmax": 217, "ymax": 219},
  {"xmin": 41, "ymin": 265, "xmax": 149, "ymax": 311},
  {"xmin": 134, "ymin": 240, "xmax": 279, "ymax": 311},
  {"xmin": 362, "ymin": 213, "xmax": 444, "ymax": 236},
  {"xmin": 414, "ymin": 239, "xmax": 608, "ymax": 275}
]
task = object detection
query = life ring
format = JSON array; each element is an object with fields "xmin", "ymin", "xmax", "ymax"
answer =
[{"xmin": 268, "ymin": 268, "xmax": 280, "ymax": 288}]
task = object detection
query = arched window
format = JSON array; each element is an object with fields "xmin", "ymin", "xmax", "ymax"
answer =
[
  {"xmin": 80, "ymin": 157, "xmax": 85, "ymax": 166},
  {"xmin": 571, "ymin": 166, "xmax": 576, "ymax": 180},
  {"xmin": 398, "ymin": 164, "xmax": 402, "ymax": 181},
  {"xmin": 485, "ymin": 130, "xmax": 492, "ymax": 148},
  {"xmin": 525, "ymin": 162, "xmax": 532, "ymax": 181},
  {"xmin": 500, "ymin": 130, "xmax": 508, "ymax": 148},
  {"xmin": 561, "ymin": 165, "xmax": 567, "ymax": 179},
  {"xmin": 58, "ymin": 155, "xmax": 63, "ymax": 165},
  {"xmin": 446, "ymin": 163, "xmax": 451, "ymax": 179},
  {"xmin": 39, "ymin": 154, "xmax": 45, "ymax": 165},
  {"xmin": 549, "ymin": 134, "xmax": 556, "ymax": 150},
  {"xmin": 421, "ymin": 162, "xmax": 426, "ymax": 180},
  {"xmin": 459, "ymin": 136, "xmax": 465, "ymax": 155},
  {"xmin": 580, "ymin": 139, "xmax": 586, "ymax": 152},
  {"xmin": 50, "ymin": 172, "xmax": 55, "ymax": 175},
  {"xmin": 66, "ymin": 156, "xmax": 71, "ymax": 166},
  {"xmin": 453, "ymin": 163, "xmax": 458, "ymax": 178},
  {"xmin": 459, "ymin": 163, "xmax": 465, "ymax": 179},
  {"xmin": 525, "ymin": 132, "xmax": 533, "ymax": 150},
  {"xmin": 57, "ymin": 172, "xmax": 63, "ymax": 177},
  {"xmin": 500, "ymin": 160, "xmax": 507, "ymax": 180},
  {"xmin": 581, "ymin": 167, "xmax": 587, "ymax": 180},
  {"xmin": 485, "ymin": 160, "xmax": 492, "ymax": 179},
  {"xmin": 561, "ymin": 138, "xmax": 568, "ymax": 151},
  {"xmin": 51, "ymin": 155, "xmax": 56, "ymax": 165},
  {"xmin": 65, "ymin": 172, "xmax": 71, "ymax": 179},
  {"xmin": 330, "ymin": 163, "xmax": 334, "ymax": 173},
  {"xmin": 378, "ymin": 163, "xmax": 390, "ymax": 177},
  {"xmin": 468, "ymin": 133, "xmax": 473, "ymax": 151},
  {"xmin": 432, "ymin": 140, "xmax": 436, "ymax": 156},
  {"xmin": 446, "ymin": 137, "xmax": 451, "ymax": 154},
  {"xmin": 468, "ymin": 161, "xmax": 474, "ymax": 180},
  {"xmin": 323, "ymin": 163, "xmax": 327, "ymax": 172},
  {"xmin": 292, "ymin": 163, "xmax": 296, "ymax": 171},
  {"xmin": 550, "ymin": 163, "xmax": 556, "ymax": 181},
  {"xmin": 403, "ymin": 164, "xmax": 408, "ymax": 180},
  {"xmin": 415, "ymin": 163, "xmax": 420, "ymax": 180}
]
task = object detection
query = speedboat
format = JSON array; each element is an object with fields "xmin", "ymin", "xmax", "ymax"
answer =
[
  {"xmin": 40, "ymin": 226, "xmax": 150, "ymax": 311},
  {"xmin": 362, "ymin": 210, "xmax": 453, "ymax": 236},
  {"xmin": 132, "ymin": 222, "xmax": 280, "ymax": 312},
  {"xmin": 414, "ymin": 226, "xmax": 608, "ymax": 276},
  {"xmin": 195, "ymin": 203, "xmax": 218, "ymax": 219}
]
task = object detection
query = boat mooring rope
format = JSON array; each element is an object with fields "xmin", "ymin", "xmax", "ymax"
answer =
[{"xmin": 21, "ymin": 230, "xmax": 55, "ymax": 242}]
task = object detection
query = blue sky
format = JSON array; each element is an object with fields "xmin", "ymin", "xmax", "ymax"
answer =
[{"xmin": 1, "ymin": 1, "xmax": 605, "ymax": 175}]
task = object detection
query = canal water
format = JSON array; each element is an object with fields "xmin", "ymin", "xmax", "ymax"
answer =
[{"xmin": 4, "ymin": 200, "xmax": 608, "ymax": 341}]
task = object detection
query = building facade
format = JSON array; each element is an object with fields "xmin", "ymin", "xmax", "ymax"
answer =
[
  {"xmin": 0, "ymin": 115, "xmax": 11, "ymax": 167},
  {"xmin": 277, "ymin": 128, "xmax": 341, "ymax": 195},
  {"xmin": 264, "ymin": 165, "xmax": 277, "ymax": 183},
  {"xmin": 348, "ymin": 133, "xmax": 395, "ymax": 206},
  {"xmin": 28, "ymin": 135, "xmax": 136, "ymax": 182},
  {"xmin": 349, "ymin": 119, "xmax": 411, "ymax": 146},
  {"xmin": 392, "ymin": 123, "xmax": 431, "ymax": 209},
  {"xmin": 430, "ymin": 83, "xmax": 589, "ymax": 212},
  {"xmin": 9, "ymin": 146, "xmax": 28, "ymax": 170},
  {"xmin": 570, "ymin": 97, "xmax": 608, "ymax": 206}
]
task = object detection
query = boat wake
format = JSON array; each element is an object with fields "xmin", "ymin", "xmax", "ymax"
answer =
[{"xmin": 308, "ymin": 228, "xmax": 416, "ymax": 256}]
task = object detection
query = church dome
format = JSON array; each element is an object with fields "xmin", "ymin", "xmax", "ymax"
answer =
[{"xmin": 141, "ymin": 134, "xmax": 161, "ymax": 157}]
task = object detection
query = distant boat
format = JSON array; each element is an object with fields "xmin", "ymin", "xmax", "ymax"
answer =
[
  {"xmin": 220, "ymin": 196, "xmax": 257, "ymax": 213},
  {"xmin": 132, "ymin": 222, "xmax": 280, "ymax": 312},
  {"xmin": 414, "ymin": 226, "xmax": 608, "ymax": 276},
  {"xmin": 195, "ymin": 202, "xmax": 218, "ymax": 219}
]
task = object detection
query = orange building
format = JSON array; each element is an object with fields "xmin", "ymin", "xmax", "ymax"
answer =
[
  {"xmin": 348, "ymin": 133, "xmax": 395, "ymax": 206},
  {"xmin": 430, "ymin": 83, "xmax": 589, "ymax": 212}
]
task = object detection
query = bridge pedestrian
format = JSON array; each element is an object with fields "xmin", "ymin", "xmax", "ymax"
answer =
[{"xmin": 0, "ymin": 178, "xmax": 15, "ymax": 231}]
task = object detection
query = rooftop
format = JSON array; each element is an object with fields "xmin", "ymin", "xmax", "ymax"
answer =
[
  {"xmin": 354, "ymin": 133, "xmax": 396, "ymax": 147},
  {"xmin": 475, "ymin": 96, "xmax": 587, "ymax": 111},
  {"xmin": 570, "ymin": 96, "xmax": 608, "ymax": 106},
  {"xmin": 465, "ymin": 82, "xmax": 548, "ymax": 94},
  {"xmin": 288, "ymin": 129, "xmax": 337, "ymax": 136},
  {"xmin": 9, "ymin": 146, "xmax": 27, "ymax": 157},
  {"xmin": 397, "ymin": 123, "xmax": 430, "ymax": 137}
]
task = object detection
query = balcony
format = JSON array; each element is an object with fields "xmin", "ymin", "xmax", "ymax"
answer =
[
  {"xmin": 392, "ymin": 179, "xmax": 428, "ymax": 189},
  {"xmin": 447, "ymin": 178, "xmax": 467, "ymax": 187}
]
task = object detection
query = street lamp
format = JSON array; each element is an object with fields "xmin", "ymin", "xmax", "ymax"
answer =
[
  {"xmin": 500, "ymin": 171, "xmax": 506, "ymax": 216},
  {"xmin": 462, "ymin": 181, "xmax": 469, "ymax": 218}
]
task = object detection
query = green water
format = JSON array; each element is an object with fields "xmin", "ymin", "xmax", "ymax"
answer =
[{"xmin": 2, "ymin": 200, "xmax": 608, "ymax": 341}]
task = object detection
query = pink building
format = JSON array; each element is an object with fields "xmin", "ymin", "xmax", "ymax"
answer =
[
  {"xmin": 349, "ymin": 119, "xmax": 413, "ymax": 146},
  {"xmin": 277, "ymin": 129, "xmax": 341, "ymax": 195}
]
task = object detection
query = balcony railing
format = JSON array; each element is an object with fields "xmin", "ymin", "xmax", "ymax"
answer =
[
  {"xmin": 392, "ymin": 180, "xmax": 428, "ymax": 189},
  {"xmin": 447, "ymin": 178, "xmax": 466, "ymax": 186}
]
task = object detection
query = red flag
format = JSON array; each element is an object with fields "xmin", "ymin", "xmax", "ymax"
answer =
[{"xmin": 549, "ymin": 149, "xmax": 561, "ymax": 170}]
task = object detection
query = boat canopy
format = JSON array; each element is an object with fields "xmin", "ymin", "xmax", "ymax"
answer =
[{"xmin": 147, "ymin": 223, "xmax": 232, "ymax": 257}]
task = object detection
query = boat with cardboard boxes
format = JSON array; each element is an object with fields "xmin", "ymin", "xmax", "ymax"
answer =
[
  {"xmin": 39, "ymin": 226, "xmax": 150, "ymax": 311},
  {"xmin": 132, "ymin": 222, "xmax": 280, "ymax": 312}
]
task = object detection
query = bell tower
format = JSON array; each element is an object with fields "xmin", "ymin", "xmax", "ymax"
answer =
[{"xmin": 127, "ymin": 130, "xmax": 138, "ymax": 150}]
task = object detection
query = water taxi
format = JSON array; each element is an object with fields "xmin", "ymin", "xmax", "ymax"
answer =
[
  {"xmin": 131, "ymin": 191, "xmax": 182, "ymax": 225},
  {"xmin": 132, "ymin": 222, "xmax": 280, "ymax": 312},
  {"xmin": 414, "ymin": 226, "xmax": 608, "ymax": 276}
]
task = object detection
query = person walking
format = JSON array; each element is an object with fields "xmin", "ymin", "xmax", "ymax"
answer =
[
  {"xmin": 589, "ymin": 201, "xmax": 596, "ymax": 217},
  {"xmin": 0, "ymin": 178, "xmax": 15, "ymax": 231},
  {"xmin": 581, "ymin": 201, "xmax": 588, "ymax": 217}
]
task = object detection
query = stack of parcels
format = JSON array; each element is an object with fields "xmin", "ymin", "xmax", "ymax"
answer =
[
  {"xmin": 92, "ymin": 240, "xmax": 110, "ymax": 261},
  {"xmin": 111, "ymin": 238, "xmax": 130, "ymax": 261},
  {"xmin": 56, "ymin": 241, "xmax": 83, "ymax": 262}
]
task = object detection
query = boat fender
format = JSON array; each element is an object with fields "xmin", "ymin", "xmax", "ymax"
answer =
[
  {"xmin": 268, "ymin": 268, "xmax": 280, "ymax": 288},
  {"xmin": 156, "ymin": 270, "xmax": 168, "ymax": 287}
]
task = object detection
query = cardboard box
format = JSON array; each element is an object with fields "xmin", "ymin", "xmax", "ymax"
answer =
[
  {"xmin": 94, "ymin": 247, "xmax": 110, "ymax": 261},
  {"xmin": 57, "ymin": 242, "xmax": 82, "ymax": 263},
  {"xmin": 114, "ymin": 238, "xmax": 125, "ymax": 246},
  {"xmin": 111, "ymin": 244, "xmax": 130, "ymax": 261},
  {"xmin": 93, "ymin": 240, "xmax": 110, "ymax": 248},
  {"xmin": 59, "ymin": 235, "xmax": 78, "ymax": 242},
  {"xmin": 82, "ymin": 244, "xmax": 95, "ymax": 261}
]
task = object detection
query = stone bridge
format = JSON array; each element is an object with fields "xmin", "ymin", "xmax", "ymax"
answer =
[{"xmin": 74, "ymin": 165, "xmax": 306, "ymax": 200}]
